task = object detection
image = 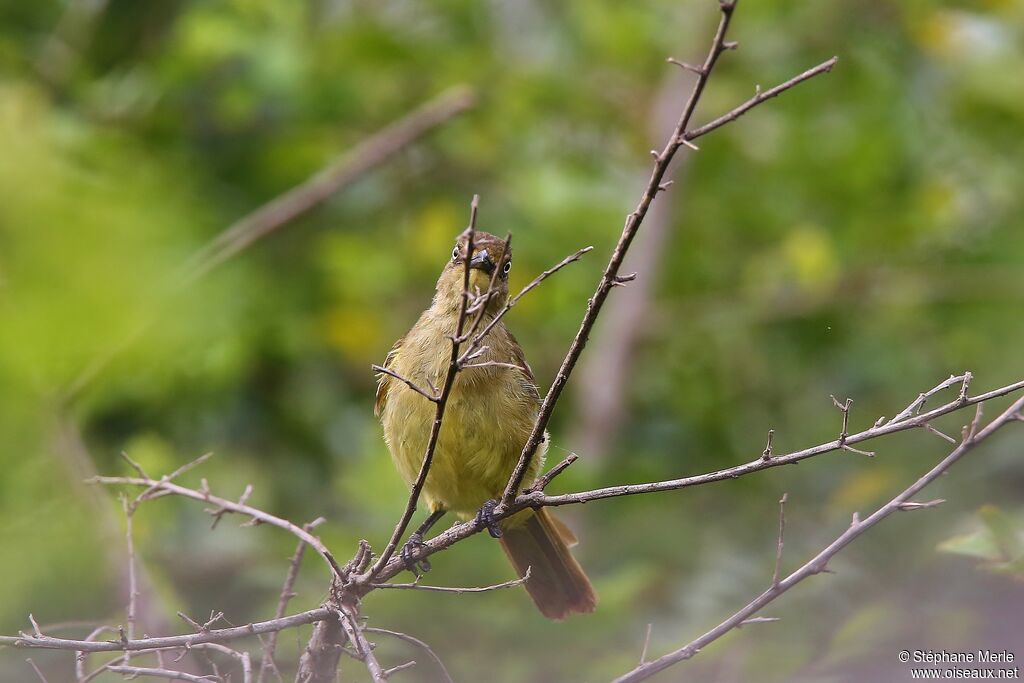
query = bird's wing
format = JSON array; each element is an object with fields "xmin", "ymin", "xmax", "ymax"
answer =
[{"xmin": 374, "ymin": 335, "xmax": 404, "ymax": 417}]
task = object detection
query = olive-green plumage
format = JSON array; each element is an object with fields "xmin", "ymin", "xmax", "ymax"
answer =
[{"xmin": 376, "ymin": 230, "xmax": 596, "ymax": 619}]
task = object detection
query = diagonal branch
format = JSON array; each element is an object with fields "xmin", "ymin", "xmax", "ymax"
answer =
[
  {"xmin": 534, "ymin": 375, "xmax": 1024, "ymax": 507},
  {"xmin": 498, "ymin": 0, "xmax": 835, "ymax": 508},
  {"xmin": 364, "ymin": 195, "xmax": 481, "ymax": 578},
  {"xmin": 611, "ymin": 394, "xmax": 1024, "ymax": 682},
  {"xmin": 2, "ymin": 608, "xmax": 332, "ymax": 652},
  {"xmin": 257, "ymin": 518, "xmax": 324, "ymax": 683},
  {"xmin": 64, "ymin": 86, "xmax": 476, "ymax": 402},
  {"xmin": 374, "ymin": 374, "xmax": 1024, "ymax": 583},
  {"xmin": 87, "ymin": 472, "xmax": 345, "ymax": 580}
]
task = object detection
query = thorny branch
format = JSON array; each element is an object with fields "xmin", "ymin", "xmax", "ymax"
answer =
[
  {"xmin": 64, "ymin": 86, "xmax": 477, "ymax": 402},
  {"xmin": 364, "ymin": 194, "xmax": 481, "ymax": 579},
  {"xmin": 497, "ymin": 0, "xmax": 836, "ymax": 509},
  {"xmin": 86, "ymin": 458, "xmax": 346, "ymax": 579},
  {"xmin": 8, "ymin": 3, "xmax": 1023, "ymax": 683},
  {"xmin": 9, "ymin": 374, "xmax": 1015, "ymax": 679},
  {"xmin": 611, "ymin": 394, "xmax": 1024, "ymax": 683}
]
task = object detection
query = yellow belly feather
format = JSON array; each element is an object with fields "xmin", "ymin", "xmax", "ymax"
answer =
[{"xmin": 380, "ymin": 310, "xmax": 545, "ymax": 520}]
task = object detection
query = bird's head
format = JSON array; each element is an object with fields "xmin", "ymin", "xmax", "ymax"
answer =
[{"xmin": 435, "ymin": 230, "xmax": 512, "ymax": 314}]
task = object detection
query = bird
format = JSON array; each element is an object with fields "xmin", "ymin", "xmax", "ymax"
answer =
[{"xmin": 375, "ymin": 229, "xmax": 596, "ymax": 619}]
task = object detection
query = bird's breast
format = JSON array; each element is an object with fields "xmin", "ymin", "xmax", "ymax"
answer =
[{"xmin": 380, "ymin": 315, "xmax": 543, "ymax": 517}]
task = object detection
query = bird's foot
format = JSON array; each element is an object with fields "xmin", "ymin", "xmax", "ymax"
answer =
[
  {"xmin": 474, "ymin": 499, "xmax": 503, "ymax": 538},
  {"xmin": 400, "ymin": 533, "xmax": 431, "ymax": 576}
]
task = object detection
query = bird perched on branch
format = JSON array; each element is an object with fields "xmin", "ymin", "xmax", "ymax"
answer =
[{"xmin": 375, "ymin": 229, "xmax": 596, "ymax": 619}]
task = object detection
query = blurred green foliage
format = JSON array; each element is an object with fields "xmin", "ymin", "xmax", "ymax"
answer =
[{"xmin": 1, "ymin": 1, "xmax": 1024, "ymax": 681}]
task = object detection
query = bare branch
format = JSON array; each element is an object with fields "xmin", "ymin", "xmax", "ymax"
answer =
[
  {"xmin": 27, "ymin": 658, "xmax": 49, "ymax": 683},
  {"xmin": 534, "ymin": 377, "xmax": 1024, "ymax": 509},
  {"xmin": 771, "ymin": 493, "xmax": 788, "ymax": 588},
  {"xmin": 638, "ymin": 624, "xmax": 653, "ymax": 665},
  {"xmin": 120, "ymin": 496, "xmax": 139, "ymax": 664},
  {"xmin": 376, "ymin": 375, "xmax": 1024, "ymax": 583},
  {"xmin": 336, "ymin": 609, "xmax": 386, "ymax": 683},
  {"xmin": 371, "ymin": 365, "xmax": 438, "ymax": 403},
  {"xmin": 364, "ymin": 194, "xmax": 481, "ymax": 579},
  {"xmin": 105, "ymin": 665, "xmax": 218, "ymax": 682},
  {"xmin": 364, "ymin": 629, "xmax": 454, "ymax": 683},
  {"xmin": 528, "ymin": 454, "xmax": 579, "ymax": 493},
  {"xmin": 64, "ymin": 86, "xmax": 477, "ymax": 402},
  {"xmin": 611, "ymin": 394, "xmax": 1024, "ymax": 683},
  {"xmin": 371, "ymin": 567, "xmax": 531, "ymax": 594},
  {"xmin": 87, "ymin": 472, "xmax": 345, "ymax": 579},
  {"xmin": 498, "ymin": 0, "xmax": 836, "ymax": 509},
  {"xmin": 684, "ymin": 56, "xmax": 837, "ymax": 142},
  {"xmin": 2, "ymin": 608, "xmax": 331, "ymax": 653},
  {"xmin": 258, "ymin": 520, "xmax": 324, "ymax": 683}
]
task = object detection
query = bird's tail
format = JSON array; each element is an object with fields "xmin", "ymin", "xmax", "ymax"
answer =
[{"xmin": 499, "ymin": 507, "xmax": 597, "ymax": 619}]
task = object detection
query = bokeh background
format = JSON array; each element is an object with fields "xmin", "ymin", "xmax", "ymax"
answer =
[{"xmin": 2, "ymin": 1, "xmax": 1023, "ymax": 681}]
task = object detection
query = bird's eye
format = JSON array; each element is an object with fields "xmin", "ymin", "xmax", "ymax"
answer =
[
  {"xmin": 452, "ymin": 246, "xmax": 459, "ymax": 261},
  {"xmin": 503, "ymin": 260, "xmax": 512, "ymax": 275}
]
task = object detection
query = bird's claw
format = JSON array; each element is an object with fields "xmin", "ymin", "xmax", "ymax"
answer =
[
  {"xmin": 400, "ymin": 533, "xmax": 431, "ymax": 576},
  {"xmin": 475, "ymin": 499, "xmax": 503, "ymax": 538}
]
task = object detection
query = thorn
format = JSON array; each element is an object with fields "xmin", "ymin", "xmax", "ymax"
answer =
[
  {"xmin": 842, "ymin": 444, "xmax": 876, "ymax": 458},
  {"xmin": 666, "ymin": 57, "xmax": 704, "ymax": 75},
  {"xmin": 958, "ymin": 371, "xmax": 973, "ymax": 404},
  {"xmin": 762, "ymin": 429, "xmax": 775, "ymax": 460},
  {"xmin": 650, "ymin": 150, "xmax": 660, "ymax": 160},
  {"xmin": 922, "ymin": 422, "xmax": 957, "ymax": 445},
  {"xmin": 657, "ymin": 180, "xmax": 674, "ymax": 193},
  {"xmin": 611, "ymin": 273, "xmax": 637, "ymax": 287},
  {"xmin": 873, "ymin": 416, "xmax": 887, "ymax": 428},
  {"xmin": 898, "ymin": 499, "xmax": 946, "ymax": 511},
  {"xmin": 676, "ymin": 136, "xmax": 699, "ymax": 151},
  {"xmin": 723, "ymin": 40, "xmax": 739, "ymax": 50}
]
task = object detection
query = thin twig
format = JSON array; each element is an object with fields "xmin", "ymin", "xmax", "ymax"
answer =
[
  {"xmin": 26, "ymin": 658, "xmax": 49, "ymax": 683},
  {"xmin": 528, "ymin": 454, "xmax": 579, "ymax": 492},
  {"xmin": 257, "ymin": 519, "xmax": 324, "ymax": 683},
  {"xmin": 364, "ymin": 629, "xmax": 455, "ymax": 683},
  {"xmin": 610, "ymin": 394, "xmax": 1024, "ymax": 683},
  {"xmin": 75, "ymin": 626, "xmax": 117, "ymax": 681},
  {"xmin": 638, "ymin": 624, "xmax": 653, "ymax": 665},
  {"xmin": 771, "ymin": 493, "xmax": 788, "ymax": 587},
  {"xmin": 364, "ymin": 195, "xmax": 480, "ymax": 579},
  {"xmin": 2, "ymin": 609, "xmax": 332, "ymax": 652},
  {"xmin": 105, "ymin": 665, "xmax": 218, "ymax": 682},
  {"xmin": 534, "ymin": 377, "xmax": 1024, "ymax": 509},
  {"xmin": 87, "ymin": 473, "xmax": 345, "ymax": 579},
  {"xmin": 371, "ymin": 366, "xmax": 438, "ymax": 403},
  {"xmin": 383, "ymin": 661, "xmax": 417, "ymax": 678},
  {"xmin": 64, "ymin": 86, "xmax": 477, "ymax": 402},
  {"xmin": 498, "ymin": 0, "xmax": 834, "ymax": 509},
  {"xmin": 684, "ymin": 56, "xmax": 838, "ymax": 142},
  {"xmin": 120, "ymin": 496, "xmax": 138, "ymax": 663},
  {"xmin": 370, "ymin": 375, "xmax": 1024, "ymax": 583},
  {"xmin": 336, "ymin": 609, "xmax": 387, "ymax": 683},
  {"xmin": 371, "ymin": 567, "xmax": 531, "ymax": 594}
]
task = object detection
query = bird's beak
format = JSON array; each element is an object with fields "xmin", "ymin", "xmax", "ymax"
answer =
[{"xmin": 469, "ymin": 249, "xmax": 495, "ymax": 275}]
